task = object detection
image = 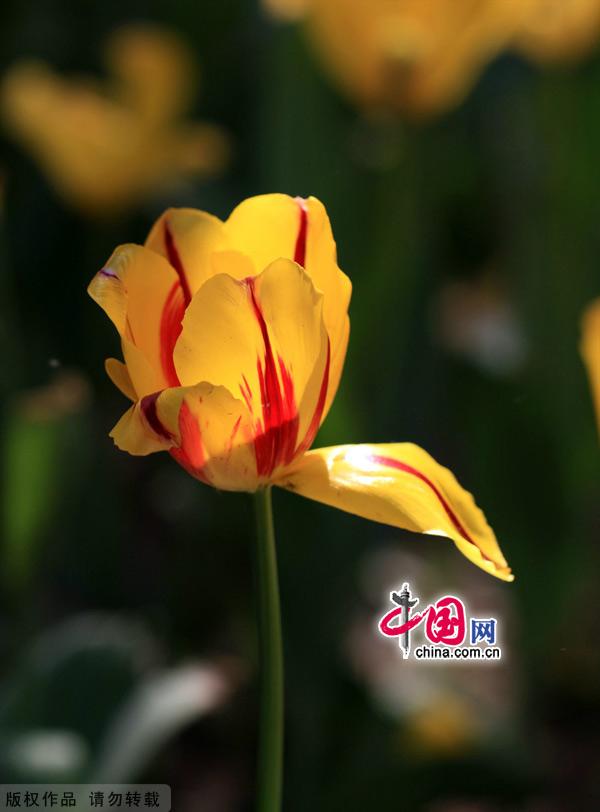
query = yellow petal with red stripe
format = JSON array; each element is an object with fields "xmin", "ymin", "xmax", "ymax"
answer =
[
  {"xmin": 582, "ymin": 298, "xmax": 600, "ymax": 436},
  {"xmin": 161, "ymin": 384, "xmax": 258, "ymax": 491},
  {"xmin": 109, "ymin": 397, "xmax": 173, "ymax": 456},
  {"xmin": 144, "ymin": 208, "xmax": 228, "ymax": 298},
  {"xmin": 110, "ymin": 383, "xmax": 259, "ymax": 490},
  {"xmin": 174, "ymin": 258, "xmax": 330, "ymax": 478},
  {"xmin": 276, "ymin": 443, "xmax": 513, "ymax": 581},
  {"xmin": 88, "ymin": 244, "xmax": 184, "ymax": 394},
  {"xmin": 225, "ymin": 194, "xmax": 351, "ymax": 411}
]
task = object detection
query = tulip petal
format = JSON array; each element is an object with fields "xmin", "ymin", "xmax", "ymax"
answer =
[
  {"xmin": 225, "ymin": 194, "xmax": 352, "ymax": 412},
  {"xmin": 276, "ymin": 443, "xmax": 513, "ymax": 581},
  {"xmin": 88, "ymin": 244, "xmax": 186, "ymax": 392},
  {"xmin": 174, "ymin": 259, "xmax": 330, "ymax": 477},
  {"xmin": 110, "ymin": 398, "xmax": 174, "ymax": 456},
  {"xmin": 144, "ymin": 208, "xmax": 228, "ymax": 297},
  {"xmin": 582, "ymin": 298, "xmax": 600, "ymax": 435},
  {"xmin": 160, "ymin": 384, "xmax": 258, "ymax": 491},
  {"xmin": 224, "ymin": 193, "xmax": 313, "ymax": 276},
  {"xmin": 109, "ymin": 383, "xmax": 259, "ymax": 490},
  {"xmin": 105, "ymin": 358, "xmax": 136, "ymax": 401}
]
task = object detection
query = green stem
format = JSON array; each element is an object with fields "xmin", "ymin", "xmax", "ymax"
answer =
[{"xmin": 253, "ymin": 486, "xmax": 284, "ymax": 812}]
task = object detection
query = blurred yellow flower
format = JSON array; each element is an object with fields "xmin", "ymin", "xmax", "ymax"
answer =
[
  {"xmin": 402, "ymin": 695, "xmax": 480, "ymax": 757},
  {"xmin": 266, "ymin": 0, "xmax": 535, "ymax": 118},
  {"xmin": 1, "ymin": 24, "xmax": 229, "ymax": 217},
  {"xmin": 582, "ymin": 299, "xmax": 600, "ymax": 436},
  {"xmin": 16, "ymin": 370, "xmax": 91, "ymax": 422},
  {"xmin": 88, "ymin": 193, "xmax": 512, "ymax": 581},
  {"xmin": 264, "ymin": 0, "xmax": 311, "ymax": 22},
  {"xmin": 516, "ymin": 0, "xmax": 600, "ymax": 63}
]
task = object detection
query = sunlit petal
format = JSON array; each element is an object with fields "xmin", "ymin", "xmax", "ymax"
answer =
[{"xmin": 276, "ymin": 443, "xmax": 513, "ymax": 581}]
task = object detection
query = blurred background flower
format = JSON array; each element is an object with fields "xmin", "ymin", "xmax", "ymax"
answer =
[
  {"xmin": 581, "ymin": 299, "xmax": 600, "ymax": 435},
  {"xmin": 1, "ymin": 24, "xmax": 229, "ymax": 218},
  {"xmin": 345, "ymin": 547, "xmax": 518, "ymax": 756},
  {"xmin": 433, "ymin": 269, "xmax": 528, "ymax": 377},
  {"xmin": 266, "ymin": 0, "xmax": 600, "ymax": 121},
  {"xmin": 516, "ymin": 0, "xmax": 600, "ymax": 64},
  {"xmin": 265, "ymin": 0, "xmax": 536, "ymax": 118}
]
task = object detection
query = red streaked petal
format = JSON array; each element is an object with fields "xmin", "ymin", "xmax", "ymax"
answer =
[
  {"xmin": 294, "ymin": 338, "xmax": 330, "ymax": 457},
  {"xmin": 164, "ymin": 220, "xmax": 192, "ymax": 306},
  {"xmin": 159, "ymin": 281, "xmax": 186, "ymax": 387},
  {"xmin": 275, "ymin": 443, "xmax": 513, "ymax": 581},
  {"xmin": 144, "ymin": 208, "xmax": 228, "ymax": 296},
  {"xmin": 174, "ymin": 258, "xmax": 329, "ymax": 480}
]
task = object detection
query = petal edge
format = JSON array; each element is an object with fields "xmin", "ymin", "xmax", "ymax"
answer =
[{"xmin": 276, "ymin": 443, "xmax": 513, "ymax": 581}]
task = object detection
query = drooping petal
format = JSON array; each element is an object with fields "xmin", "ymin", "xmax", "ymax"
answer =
[
  {"xmin": 109, "ymin": 383, "xmax": 259, "ymax": 490},
  {"xmin": 105, "ymin": 358, "xmax": 136, "ymax": 401},
  {"xmin": 110, "ymin": 396, "xmax": 174, "ymax": 456},
  {"xmin": 225, "ymin": 194, "xmax": 352, "ymax": 408},
  {"xmin": 275, "ymin": 443, "xmax": 513, "ymax": 581},
  {"xmin": 581, "ymin": 298, "xmax": 600, "ymax": 435},
  {"xmin": 88, "ymin": 243, "xmax": 186, "ymax": 393},
  {"xmin": 144, "ymin": 207, "xmax": 229, "ymax": 297},
  {"xmin": 174, "ymin": 259, "xmax": 330, "ymax": 477}
]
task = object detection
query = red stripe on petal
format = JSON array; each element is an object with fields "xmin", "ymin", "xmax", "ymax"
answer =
[
  {"xmin": 169, "ymin": 400, "xmax": 210, "ymax": 484},
  {"xmin": 164, "ymin": 221, "xmax": 192, "ymax": 305},
  {"xmin": 160, "ymin": 221, "xmax": 193, "ymax": 387},
  {"xmin": 239, "ymin": 375, "xmax": 253, "ymax": 413},
  {"xmin": 369, "ymin": 454, "xmax": 496, "ymax": 564},
  {"xmin": 293, "ymin": 197, "xmax": 308, "ymax": 267},
  {"xmin": 244, "ymin": 277, "xmax": 300, "ymax": 477},
  {"xmin": 227, "ymin": 415, "xmax": 242, "ymax": 453},
  {"xmin": 140, "ymin": 392, "xmax": 173, "ymax": 441},
  {"xmin": 160, "ymin": 281, "xmax": 185, "ymax": 387},
  {"xmin": 295, "ymin": 338, "xmax": 330, "ymax": 457}
]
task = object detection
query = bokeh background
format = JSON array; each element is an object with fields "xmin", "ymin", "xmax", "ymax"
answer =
[{"xmin": 1, "ymin": 1, "xmax": 600, "ymax": 810}]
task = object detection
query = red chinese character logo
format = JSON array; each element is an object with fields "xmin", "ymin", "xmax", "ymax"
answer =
[
  {"xmin": 378, "ymin": 592, "xmax": 466, "ymax": 648},
  {"xmin": 424, "ymin": 596, "xmax": 466, "ymax": 646}
]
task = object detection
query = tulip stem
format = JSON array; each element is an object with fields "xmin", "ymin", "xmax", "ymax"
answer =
[{"xmin": 253, "ymin": 485, "xmax": 284, "ymax": 812}]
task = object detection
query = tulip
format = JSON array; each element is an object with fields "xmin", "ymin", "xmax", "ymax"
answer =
[
  {"xmin": 516, "ymin": 0, "xmax": 600, "ymax": 63},
  {"xmin": 1, "ymin": 25, "xmax": 228, "ymax": 218},
  {"xmin": 582, "ymin": 299, "xmax": 600, "ymax": 436},
  {"xmin": 89, "ymin": 193, "xmax": 511, "ymax": 580},
  {"xmin": 88, "ymin": 193, "xmax": 512, "ymax": 810},
  {"xmin": 265, "ymin": 0, "xmax": 536, "ymax": 118}
]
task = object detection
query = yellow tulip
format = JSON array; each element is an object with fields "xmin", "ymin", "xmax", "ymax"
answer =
[
  {"xmin": 516, "ymin": 0, "xmax": 600, "ymax": 63},
  {"xmin": 268, "ymin": 0, "xmax": 535, "ymax": 118},
  {"xmin": 582, "ymin": 299, "xmax": 600, "ymax": 435},
  {"xmin": 1, "ymin": 25, "xmax": 228, "ymax": 218},
  {"xmin": 88, "ymin": 194, "xmax": 512, "ymax": 581}
]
